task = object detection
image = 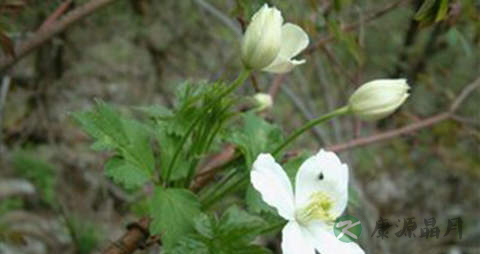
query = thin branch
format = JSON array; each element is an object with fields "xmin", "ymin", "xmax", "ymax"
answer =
[
  {"xmin": 0, "ymin": 75, "xmax": 11, "ymax": 154},
  {"xmin": 38, "ymin": 0, "xmax": 73, "ymax": 31},
  {"xmin": 328, "ymin": 76, "xmax": 480, "ymax": 152},
  {"xmin": 449, "ymin": 76, "xmax": 480, "ymax": 113},
  {"xmin": 102, "ymin": 218, "xmax": 151, "ymax": 254},
  {"xmin": 280, "ymin": 84, "xmax": 327, "ymax": 142},
  {"xmin": 190, "ymin": 144, "xmax": 236, "ymax": 192},
  {"xmin": 193, "ymin": 0, "xmax": 242, "ymax": 36},
  {"xmin": 328, "ymin": 112, "xmax": 450, "ymax": 152},
  {"xmin": 305, "ymin": 0, "xmax": 407, "ymax": 54},
  {"xmin": 0, "ymin": 0, "xmax": 118, "ymax": 73}
]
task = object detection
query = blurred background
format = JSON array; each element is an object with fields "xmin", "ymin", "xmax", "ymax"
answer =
[{"xmin": 0, "ymin": 0, "xmax": 479, "ymax": 253}]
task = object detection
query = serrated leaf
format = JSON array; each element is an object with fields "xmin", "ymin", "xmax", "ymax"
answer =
[
  {"xmin": 149, "ymin": 187, "xmax": 202, "ymax": 250},
  {"xmin": 72, "ymin": 102, "xmax": 129, "ymax": 151},
  {"xmin": 105, "ymin": 157, "xmax": 151, "ymax": 189},
  {"xmin": 149, "ymin": 81, "xmax": 235, "ymax": 182},
  {"xmin": 228, "ymin": 112, "xmax": 283, "ymax": 167},
  {"xmin": 217, "ymin": 206, "xmax": 268, "ymax": 242},
  {"xmin": 73, "ymin": 101, "xmax": 155, "ymax": 189},
  {"xmin": 169, "ymin": 206, "xmax": 271, "ymax": 254},
  {"xmin": 156, "ymin": 122, "xmax": 191, "ymax": 181},
  {"xmin": 135, "ymin": 105, "xmax": 173, "ymax": 120}
]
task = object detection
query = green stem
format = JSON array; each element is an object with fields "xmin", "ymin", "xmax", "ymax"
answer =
[
  {"xmin": 200, "ymin": 106, "xmax": 350, "ymax": 207},
  {"xmin": 164, "ymin": 69, "xmax": 251, "ymax": 184},
  {"xmin": 272, "ymin": 106, "xmax": 350, "ymax": 156}
]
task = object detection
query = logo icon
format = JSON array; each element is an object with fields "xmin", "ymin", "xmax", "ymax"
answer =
[{"xmin": 334, "ymin": 215, "xmax": 362, "ymax": 243}]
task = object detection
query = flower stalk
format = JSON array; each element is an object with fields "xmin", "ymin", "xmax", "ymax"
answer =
[{"xmin": 272, "ymin": 106, "xmax": 350, "ymax": 156}]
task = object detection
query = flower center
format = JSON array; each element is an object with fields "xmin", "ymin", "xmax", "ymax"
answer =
[{"xmin": 295, "ymin": 191, "xmax": 336, "ymax": 225}]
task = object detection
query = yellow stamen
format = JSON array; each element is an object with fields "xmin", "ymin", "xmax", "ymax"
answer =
[{"xmin": 295, "ymin": 191, "xmax": 336, "ymax": 225}]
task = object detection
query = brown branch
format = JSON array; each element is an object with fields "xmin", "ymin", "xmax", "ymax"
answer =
[
  {"xmin": 305, "ymin": 0, "xmax": 407, "ymax": 55},
  {"xmin": 190, "ymin": 144, "xmax": 236, "ymax": 192},
  {"xmin": 38, "ymin": 0, "xmax": 73, "ymax": 31},
  {"xmin": 0, "ymin": 0, "xmax": 118, "ymax": 73},
  {"xmin": 327, "ymin": 112, "xmax": 451, "ymax": 152},
  {"xmin": 328, "ymin": 76, "xmax": 480, "ymax": 152},
  {"xmin": 102, "ymin": 218, "xmax": 151, "ymax": 254}
]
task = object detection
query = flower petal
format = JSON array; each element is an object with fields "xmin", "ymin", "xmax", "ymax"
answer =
[
  {"xmin": 262, "ymin": 57, "xmax": 306, "ymax": 73},
  {"xmin": 262, "ymin": 23, "xmax": 309, "ymax": 73},
  {"xmin": 279, "ymin": 23, "xmax": 309, "ymax": 59},
  {"xmin": 295, "ymin": 149, "xmax": 349, "ymax": 218},
  {"xmin": 282, "ymin": 221, "xmax": 316, "ymax": 254},
  {"xmin": 306, "ymin": 222, "xmax": 365, "ymax": 254},
  {"xmin": 251, "ymin": 153, "xmax": 295, "ymax": 220},
  {"xmin": 241, "ymin": 4, "xmax": 283, "ymax": 70}
]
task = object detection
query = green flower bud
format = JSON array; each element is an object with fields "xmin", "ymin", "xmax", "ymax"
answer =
[
  {"xmin": 348, "ymin": 79, "xmax": 410, "ymax": 121},
  {"xmin": 253, "ymin": 93, "xmax": 273, "ymax": 111}
]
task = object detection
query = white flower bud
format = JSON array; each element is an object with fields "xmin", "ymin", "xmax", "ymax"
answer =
[
  {"xmin": 253, "ymin": 93, "xmax": 273, "ymax": 111},
  {"xmin": 241, "ymin": 4, "xmax": 309, "ymax": 73},
  {"xmin": 348, "ymin": 79, "xmax": 410, "ymax": 121}
]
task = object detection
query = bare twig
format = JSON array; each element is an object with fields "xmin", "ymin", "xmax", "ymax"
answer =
[
  {"xmin": 305, "ymin": 0, "xmax": 407, "ymax": 54},
  {"xmin": 328, "ymin": 76, "xmax": 480, "ymax": 152},
  {"xmin": 328, "ymin": 112, "xmax": 451, "ymax": 152},
  {"xmin": 190, "ymin": 144, "xmax": 236, "ymax": 192},
  {"xmin": 0, "ymin": 0, "xmax": 118, "ymax": 73},
  {"xmin": 102, "ymin": 218, "xmax": 151, "ymax": 254},
  {"xmin": 0, "ymin": 75, "xmax": 11, "ymax": 154},
  {"xmin": 280, "ymin": 84, "xmax": 327, "ymax": 142},
  {"xmin": 449, "ymin": 76, "xmax": 480, "ymax": 113},
  {"xmin": 38, "ymin": 0, "xmax": 73, "ymax": 31},
  {"xmin": 193, "ymin": 0, "xmax": 242, "ymax": 36}
]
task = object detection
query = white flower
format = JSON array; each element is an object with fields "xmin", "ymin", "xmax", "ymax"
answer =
[
  {"xmin": 348, "ymin": 79, "xmax": 410, "ymax": 121},
  {"xmin": 241, "ymin": 4, "xmax": 309, "ymax": 73},
  {"xmin": 251, "ymin": 150, "xmax": 364, "ymax": 254},
  {"xmin": 253, "ymin": 93, "xmax": 273, "ymax": 111}
]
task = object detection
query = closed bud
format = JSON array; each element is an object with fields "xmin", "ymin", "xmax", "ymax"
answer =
[
  {"xmin": 253, "ymin": 93, "xmax": 273, "ymax": 111},
  {"xmin": 348, "ymin": 79, "xmax": 410, "ymax": 121},
  {"xmin": 241, "ymin": 4, "xmax": 309, "ymax": 73}
]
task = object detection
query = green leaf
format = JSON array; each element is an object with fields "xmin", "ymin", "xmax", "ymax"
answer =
[
  {"xmin": 414, "ymin": 0, "xmax": 450, "ymax": 26},
  {"xmin": 72, "ymin": 101, "xmax": 129, "ymax": 151},
  {"xmin": 169, "ymin": 206, "xmax": 271, "ymax": 254},
  {"xmin": 73, "ymin": 101, "xmax": 155, "ymax": 189},
  {"xmin": 228, "ymin": 112, "xmax": 283, "ymax": 167},
  {"xmin": 144, "ymin": 82, "xmax": 236, "ymax": 182},
  {"xmin": 435, "ymin": 0, "xmax": 449, "ymax": 22},
  {"xmin": 156, "ymin": 122, "xmax": 191, "ymax": 181},
  {"xmin": 148, "ymin": 187, "xmax": 202, "ymax": 250},
  {"xmin": 105, "ymin": 157, "xmax": 151, "ymax": 189}
]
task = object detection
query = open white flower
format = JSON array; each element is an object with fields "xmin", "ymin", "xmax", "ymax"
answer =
[
  {"xmin": 251, "ymin": 150, "xmax": 364, "ymax": 254},
  {"xmin": 241, "ymin": 4, "xmax": 309, "ymax": 73}
]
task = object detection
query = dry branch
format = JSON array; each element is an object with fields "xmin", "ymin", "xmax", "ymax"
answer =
[
  {"xmin": 102, "ymin": 218, "xmax": 150, "ymax": 254},
  {"xmin": 305, "ymin": 0, "xmax": 407, "ymax": 54},
  {"xmin": 0, "ymin": 0, "xmax": 118, "ymax": 73}
]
